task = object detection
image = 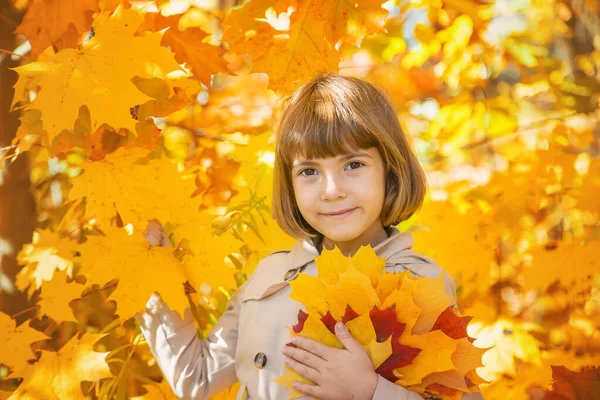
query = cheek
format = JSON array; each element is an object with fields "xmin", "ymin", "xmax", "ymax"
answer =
[{"xmin": 292, "ymin": 182, "xmax": 311, "ymax": 210}]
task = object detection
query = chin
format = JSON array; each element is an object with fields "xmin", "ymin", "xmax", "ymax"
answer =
[{"xmin": 319, "ymin": 227, "xmax": 362, "ymax": 244}]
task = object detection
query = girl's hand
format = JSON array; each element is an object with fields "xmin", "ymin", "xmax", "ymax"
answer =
[{"xmin": 281, "ymin": 321, "xmax": 379, "ymax": 400}]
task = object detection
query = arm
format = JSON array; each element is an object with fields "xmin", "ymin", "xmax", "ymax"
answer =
[{"xmin": 134, "ymin": 285, "xmax": 245, "ymax": 400}]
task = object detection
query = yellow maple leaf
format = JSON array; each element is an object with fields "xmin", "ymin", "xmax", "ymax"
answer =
[
  {"xmin": 522, "ymin": 240, "xmax": 598, "ymax": 293},
  {"xmin": 313, "ymin": 0, "xmax": 389, "ymax": 45},
  {"xmin": 469, "ymin": 318, "xmax": 543, "ymax": 381},
  {"xmin": 411, "ymin": 273, "xmax": 454, "ymax": 334},
  {"xmin": 67, "ymin": 146, "xmax": 203, "ymax": 232},
  {"xmin": 288, "ymin": 274, "xmax": 330, "ymax": 315},
  {"xmin": 381, "ymin": 273, "xmax": 421, "ymax": 335},
  {"xmin": 345, "ymin": 313, "xmax": 393, "ymax": 369},
  {"xmin": 8, "ymin": 332, "xmax": 111, "ymax": 399},
  {"xmin": 38, "ymin": 269, "xmax": 84, "ymax": 323},
  {"xmin": 273, "ymin": 312, "xmax": 346, "ymax": 399},
  {"xmin": 0, "ymin": 313, "xmax": 48, "ymax": 378},
  {"xmin": 324, "ymin": 267, "xmax": 381, "ymax": 319},
  {"xmin": 11, "ymin": 6, "xmax": 182, "ymax": 142},
  {"xmin": 169, "ymin": 212, "xmax": 240, "ymax": 293},
  {"xmin": 479, "ymin": 360, "xmax": 552, "ymax": 400},
  {"xmin": 78, "ymin": 225, "xmax": 236, "ymax": 320},
  {"xmin": 394, "ymin": 330, "xmax": 457, "ymax": 386},
  {"xmin": 15, "ymin": 229, "xmax": 78, "ymax": 296}
]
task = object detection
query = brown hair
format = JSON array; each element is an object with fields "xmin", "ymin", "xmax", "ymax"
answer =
[{"xmin": 272, "ymin": 72, "xmax": 428, "ymax": 240}]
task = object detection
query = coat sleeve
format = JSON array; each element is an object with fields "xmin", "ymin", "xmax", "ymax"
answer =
[
  {"xmin": 371, "ymin": 376, "xmax": 484, "ymax": 399},
  {"xmin": 372, "ymin": 375, "xmax": 425, "ymax": 399},
  {"xmin": 134, "ymin": 284, "xmax": 246, "ymax": 400}
]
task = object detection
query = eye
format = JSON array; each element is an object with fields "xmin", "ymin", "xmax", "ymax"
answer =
[
  {"xmin": 298, "ymin": 168, "xmax": 318, "ymax": 176},
  {"xmin": 345, "ymin": 161, "xmax": 364, "ymax": 171}
]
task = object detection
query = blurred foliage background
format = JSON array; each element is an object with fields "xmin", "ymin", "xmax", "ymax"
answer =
[{"xmin": 0, "ymin": 0, "xmax": 599, "ymax": 398}]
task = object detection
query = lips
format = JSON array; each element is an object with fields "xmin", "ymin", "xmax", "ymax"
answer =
[{"xmin": 322, "ymin": 208, "xmax": 356, "ymax": 217}]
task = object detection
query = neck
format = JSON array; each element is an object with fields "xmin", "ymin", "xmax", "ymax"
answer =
[{"xmin": 315, "ymin": 225, "xmax": 390, "ymax": 257}]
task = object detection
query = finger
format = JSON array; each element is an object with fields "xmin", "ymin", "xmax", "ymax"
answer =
[
  {"xmin": 284, "ymin": 355, "xmax": 321, "ymax": 383},
  {"xmin": 291, "ymin": 336, "xmax": 332, "ymax": 360},
  {"xmin": 292, "ymin": 380, "xmax": 322, "ymax": 398},
  {"xmin": 283, "ymin": 345, "xmax": 325, "ymax": 370},
  {"xmin": 335, "ymin": 322, "xmax": 362, "ymax": 353}
]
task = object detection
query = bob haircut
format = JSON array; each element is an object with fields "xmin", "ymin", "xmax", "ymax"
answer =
[{"xmin": 272, "ymin": 72, "xmax": 428, "ymax": 240}]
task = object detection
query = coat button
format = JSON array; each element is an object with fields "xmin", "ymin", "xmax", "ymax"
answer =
[
  {"xmin": 254, "ymin": 352, "xmax": 267, "ymax": 369},
  {"xmin": 284, "ymin": 269, "xmax": 300, "ymax": 281}
]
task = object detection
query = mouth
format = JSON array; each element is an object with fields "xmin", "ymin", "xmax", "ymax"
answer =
[{"xmin": 321, "ymin": 208, "xmax": 357, "ymax": 219}]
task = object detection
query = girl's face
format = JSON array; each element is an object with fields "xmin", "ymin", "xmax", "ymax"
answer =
[{"xmin": 291, "ymin": 146, "xmax": 388, "ymax": 254}]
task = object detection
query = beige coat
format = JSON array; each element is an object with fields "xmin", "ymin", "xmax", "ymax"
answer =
[{"xmin": 135, "ymin": 227, "xmax": 462, "ymax": 400}]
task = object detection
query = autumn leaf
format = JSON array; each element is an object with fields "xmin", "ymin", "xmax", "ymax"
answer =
[
  {"xmin": 139, "ymin": 12, "xmax": 228, "ymax": 87},
  {"xmin": 67, "ymin": 146, "xmax": 204, "ymax": 232},
  {"xmin": 37, "ymin": 269, "xmax": 84, "ymax": 323},
  {"xmin": 8, "ymin": 332, "xmax": 111, "ymax": 399},
  {"xmin": 15, "ymin": 229, "xmax": 78, "ymax": 296},
  {"xmin": 15, "ymin": 0, "xmax": 98, "ymax": 58},
  {"xmin": 522, "ymin": 240, "xmax": 598, "ymax": 293},
  {"xmin": 77, "ymin": 225, "xmax": 236, "ymax": 320},
  {"xmin": 312, "ymin": 0, "xmax": 389, "ymax": 45},
  {"xmin": 542, "ymin": 365, "xmax": 600, "ymax": 399},
  {"xmin": 0, "ymin": 313, "xmax": 48, "ymax": 378},
  {"xmin": 11, "ymin": 6, "xmax": 182, "ymax": 143},
  {"xmin": 222, "ymin": 0, "xmax": 339, "ymax": 94}
]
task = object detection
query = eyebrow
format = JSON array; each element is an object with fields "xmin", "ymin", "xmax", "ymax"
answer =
[{"xmin": 292, "ymin": 151, "xmax": 372, "ymax": 168}]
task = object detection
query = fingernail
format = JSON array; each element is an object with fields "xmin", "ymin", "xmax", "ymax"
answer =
[{"xmin": 336, "ymin": 322, "xmax": 346, "ymax": 331}]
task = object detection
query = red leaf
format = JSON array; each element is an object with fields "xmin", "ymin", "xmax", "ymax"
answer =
[
  {"xmin": 431, "ymin": 307, "xmax": 472, "ymax": 340},
  {"xmin": 342, "ymin": 305, "xmax": 360, "ymax": 323},
  {"xmin": 370, "ymin": 304, "xmax": 405, "ymax": 342},
  {"xmin": 293, "ymin": 309, "xmax": 308, "ymax": 333},
  {"xmin": 542, "ymin": 365, "xmax": 600, "ymax": 400},
  {"xmin": 321, "ymin": 311, "xmax": 337, "ymax": 334},
  {"xmin": 465, "ymin": 376, "xmax": 473, "ymax": 387},
  {"xmin": 376, "ymin": 344, "xmax": 421, "ymax": 382}
]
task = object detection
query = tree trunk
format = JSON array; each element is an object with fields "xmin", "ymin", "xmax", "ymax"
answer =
[{"xmin": 0, "ymin": 0, "xmax": 36, "ymax": 322}]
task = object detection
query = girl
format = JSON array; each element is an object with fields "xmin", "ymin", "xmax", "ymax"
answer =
[{"xmin": 135, "ymin": 73, "xmax": 461, "ymax": 400}]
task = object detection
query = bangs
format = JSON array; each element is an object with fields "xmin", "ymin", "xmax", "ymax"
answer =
[{"xmin": 278, "ymin": 97, "xmax": 379, "ymax": 167}]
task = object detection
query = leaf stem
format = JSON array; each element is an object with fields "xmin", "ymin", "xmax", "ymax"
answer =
[
  {"xmin": 10, "ymin": 305, "xmax": 39, "ymax": 319},
  {"xmin": 0, "ymin": 48, "xmax": 29, "ymax": 60}
]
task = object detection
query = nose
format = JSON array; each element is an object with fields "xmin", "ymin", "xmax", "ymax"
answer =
[{"xmin": 321, "ymin": 172, "xmax": 347, "ymax": 201}]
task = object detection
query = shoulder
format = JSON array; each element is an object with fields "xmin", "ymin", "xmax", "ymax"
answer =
[
  {"xmin": 241, "ymin": 249, "xmax": 294, "ymax": 298},
  {"xmin": 248, "ymin": 249, "xmax": 292, "ymax": 279},
  {"xmin": 256, "ymin": 249, "xmax": 292, "ymax": 270},
  {"xmin": 385, "ymin": 250, "xmax": 443, "ymax": 278},
  {"xmin": 386, "ymin": 250, "xmax": 457, "ymax": 301}
]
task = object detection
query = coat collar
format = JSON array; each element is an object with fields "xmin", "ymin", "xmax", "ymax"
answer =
[{"xmin": 287, "ymin": 226, "xmax": 422, "ymax": 271}]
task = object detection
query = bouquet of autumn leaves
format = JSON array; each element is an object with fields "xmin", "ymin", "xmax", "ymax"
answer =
[{"xmin": 274, "ymin": 245, "xmax": 487, "ymax": 399}]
